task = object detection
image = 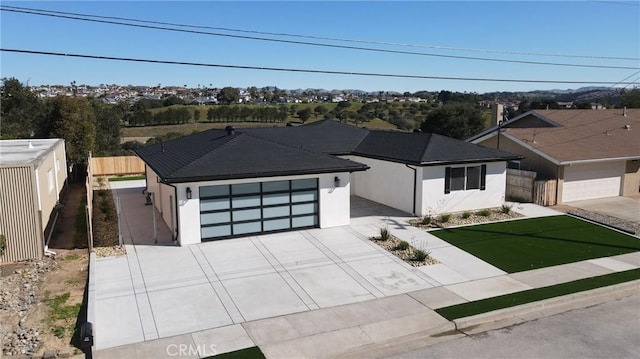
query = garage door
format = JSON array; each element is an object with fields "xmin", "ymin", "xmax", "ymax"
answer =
[
  {"xmin": 562, "ymin": 162, "xmax": 623, "ymax": 202},
  {"xmin": 199, "ymin": 178, "xmax": 319, "ymax": 241}
]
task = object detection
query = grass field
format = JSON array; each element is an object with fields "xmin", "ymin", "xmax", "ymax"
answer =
[
  {"xmin": 432, "ymin": 215, "xmax": 640, "ymax": 273},
  {"xmin": 120, "ymin": 116, "xmax": 396, "ymax": 138},
  {"xmin": 435, "ymin": 268, "xmax": 640, "ymax": 320}
]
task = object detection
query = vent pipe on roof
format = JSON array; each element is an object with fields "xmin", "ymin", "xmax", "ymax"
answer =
[
  {"xmin": 161, "ymin": 143, "xmax": 165, "ymax": 153},
  {"xmin": 624, "ymin": 124, "xmax": 631, "ymax": 130},
  {"xmin": 28, "ymin": 141, "xmax": 34, "ymax": 149},
  {"xmin": 623, "ymin": 106, "xmax": 627, "ymax": 117},
  {"xmin": 225, "ymin": 125, "xmax": 235, "ymax": 135}
]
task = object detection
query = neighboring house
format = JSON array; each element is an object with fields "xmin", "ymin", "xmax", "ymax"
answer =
[
  {"xmin": 135, "ymin": 120, "xmax": 520, "ymax": 245},
  {"xmin": 468, "ymin": 109, "xmax": 640, "ymax": 204},
  {"xmin": 0, "ymin": 139, "xmax": 67, "ymax": 262}
]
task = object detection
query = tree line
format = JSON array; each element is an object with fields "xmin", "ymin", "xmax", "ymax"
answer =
[{"xmin": 1, "ymin": 78, "xmax": 122, "ymax": 165}]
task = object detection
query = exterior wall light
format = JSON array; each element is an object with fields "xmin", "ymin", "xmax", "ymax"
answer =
[
  {"xmin": 186, "ymin": 187, "xmax": 192, "ymax": 199},
  {"xmin": 334, "ymin": 176, "xmax": 340, "ymax": 187}
]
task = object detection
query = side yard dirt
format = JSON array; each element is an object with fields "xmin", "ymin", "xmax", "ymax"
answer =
[{"xmin": 0, "ymin": 252, "xmax": 88, "ymax": 358}]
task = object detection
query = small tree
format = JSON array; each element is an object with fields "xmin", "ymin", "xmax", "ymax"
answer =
[{"xmin": 297, "ymin": 108, "xmax": 312, "ymax": 123}]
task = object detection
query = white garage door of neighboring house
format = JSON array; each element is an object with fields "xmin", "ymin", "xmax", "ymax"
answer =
[{"xmin": 562, "ymin": 161, "xmax": 623, "ymax": 202}]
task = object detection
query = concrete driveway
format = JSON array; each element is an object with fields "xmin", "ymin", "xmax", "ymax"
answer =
[
  {"xmin": 566, "ymin": 196, "xmax": 640, "ymax": 225},
  {"xmin": 93, "ymin": 183, "xmax": 508, "ymax": 351}
]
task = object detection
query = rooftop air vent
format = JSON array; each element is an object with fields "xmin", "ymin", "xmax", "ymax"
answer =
[
  {"xmin": 225, "ymin": 125, "xmax": 235, "ymax": 135},
  {"xmin": 624, "ymin": 124, "xmax": 631, "ymax": 130}
]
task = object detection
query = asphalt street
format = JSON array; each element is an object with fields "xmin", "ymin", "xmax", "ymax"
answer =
[{"xmin": 388, "ymin": 294, "xmax": 640, "ymax": 359}]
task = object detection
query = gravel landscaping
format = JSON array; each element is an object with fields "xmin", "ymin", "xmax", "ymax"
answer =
[
  {"xmin": 409, "ymin": 206, "xmax": 523, "ymax": 229},
  {"xmin": 369, "ymin": 230, "xmax": 438, "ymax": 267},
  {"xmin": 566, "ymin": 208, "xmax": 639, "ymax": 236}
]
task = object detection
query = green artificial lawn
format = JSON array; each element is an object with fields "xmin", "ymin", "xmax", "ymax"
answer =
[
  {"xmin": 432, "ymin": 215, "xmax": 640, "ymax": 273},
  {"xmin": 204, "ymin": 347, "xmax": 265, "ymax": 359},
  {"xmin": 436, "ymin": 268, "xmax": 640, "ymax": 320}
]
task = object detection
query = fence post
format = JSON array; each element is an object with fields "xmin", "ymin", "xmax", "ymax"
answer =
[
  {"xmin": 151, "ymin": 192, "xmax": 157, "ymax": 244},
  {"xmin": 85, "ymin": 204, "xmax": 93, "ymax": 252},
  {"xmin": 117, "ymin": 197, "xmax": 123, "ymax": 247}
]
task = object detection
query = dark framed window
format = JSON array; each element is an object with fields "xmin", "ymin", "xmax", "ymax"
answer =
[
  {"xmin": 466, "ymin": 166, "xmax": 481, "ymax": 190},
  {"xmin": 199, "ymin": 178, "xmax": 319, "ymax": 241},
  {"xmin": 450, "ymin": 168, "xmax": 466, "ymax": 191},
  {"xmin": 445, "ymin": 164, "xmax": 487, "ymax": 193}
]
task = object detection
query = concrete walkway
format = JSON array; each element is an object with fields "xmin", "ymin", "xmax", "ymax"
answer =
[{"xmin": 92, "ymin": 185, "xmax": 640, "ymax": 358}]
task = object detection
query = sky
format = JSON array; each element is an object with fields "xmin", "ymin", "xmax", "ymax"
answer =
[{"xmin": 1, "ymin": 1, "xmax": 639, "ymax": 93}]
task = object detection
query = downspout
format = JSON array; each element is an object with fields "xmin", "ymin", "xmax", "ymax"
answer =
[
  {"xmin": 405, "ymin": 164, "xmax": 417, "ymax": 215},
  {"xmin": 164, "ymin": 182, "xmax": 180, "ymax": 243}
]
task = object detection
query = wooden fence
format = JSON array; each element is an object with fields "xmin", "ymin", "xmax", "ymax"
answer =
[
  {"xmin": 506, "ymin": 168, "xmax": 536, "ymax": 202},
  {"xmin": 506, "ymin": 168, "xmax": 557, "ymax": 206},
  {"xmin": 90, "ymin": 156, "xmax": 145, "ymax": 176},
  {"xmin": 534, "ymin": 180, "xmax": 557, "ymax": 206}
]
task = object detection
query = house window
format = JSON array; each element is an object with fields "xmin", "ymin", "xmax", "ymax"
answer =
[
  {"xmin": 466, "ymin": 166, "xmax": 481, "ymax": 190},
  {"xmin": 48, "ymin": 169, "xmax": 54, "ymax": 193},
  {"xmin": 450, "ymin": 168, "xmax": 465, "ymax": 191},
  {"xmin": 445, "ymin": 165, "xmax": 486, "ymax": 193},
  {"xmin": 507, "ymin": 160, "xmax": 521, "ymax": 170}
]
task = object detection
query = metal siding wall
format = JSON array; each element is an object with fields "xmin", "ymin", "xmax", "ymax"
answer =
[{"xmin": 0, "ymin": 166, "xmax": 43, "ymax": 262}]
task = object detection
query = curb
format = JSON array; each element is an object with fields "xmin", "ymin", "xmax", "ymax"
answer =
[
  {"xmin": 337, "ymin": 280, "xmax": 639, "ymax": 358},
  {"xmin": 452, "ymin": 279, "xmax": 640, "ymax": 334}
]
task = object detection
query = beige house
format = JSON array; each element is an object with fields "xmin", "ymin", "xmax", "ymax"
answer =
[
  {"xmin": 469, "ymin": 109, "xmax": 640, "ymax": 204},
  {"xmin": 0, "ymin": 139, "xmax": 67, "ymax": 262}
]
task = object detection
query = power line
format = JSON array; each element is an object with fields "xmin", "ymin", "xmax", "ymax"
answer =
[
  {"xmin": 610, "ymin": 70, "xmax": 640, "ymax": 88},
  {"xmin": 3, "ymin": 4, "xmax": 638, "ymax": 62},
  {"xmin": 2, "ymin": 6, "xmax": 639, "ymax": 71},
  {"xmin": 2, "ymin": 48, "xmax": 637, "ymax": 85}
]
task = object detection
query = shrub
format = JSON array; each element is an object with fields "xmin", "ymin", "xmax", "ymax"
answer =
[
  {"xmin": 413, "ymin": 249, "xmax": 429, "ymax": 262},
  {"xmin": 0, "ymin": 234, "xmax": 5, "ymax": 256},
  {"xmin": 439, "ymin": 213, "xmax": 451, "ymax": 223},
  {"xmin": 501, "ymin": 204, "xmax": 513, "ymax": 214},
  {"xmin": 421, "ymin": 216, "xmax": 432, "ymax": 225},
  {"xmin": 476, "ymin": 209, "xmax": 491, "ymax": 217},
  {"xmin": 379, "ymin": 227, "xmax": 390, "ymax": 241},
  {"xmin": 461, "ymin": 211, "xmax": 471, "ymax": 219},
  {"xmin": 396, "ymin": 240, "xmax": 410, "ymax": 251}
]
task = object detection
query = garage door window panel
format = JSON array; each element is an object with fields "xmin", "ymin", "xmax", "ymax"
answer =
[{"xmin": 199, "ymin": 178, "xmax": 319, "ymax": 241}]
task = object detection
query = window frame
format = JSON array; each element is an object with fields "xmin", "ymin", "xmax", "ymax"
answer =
[{"xmin": 445, "ymin": 164, "xmax": 487, "ymax": 193}]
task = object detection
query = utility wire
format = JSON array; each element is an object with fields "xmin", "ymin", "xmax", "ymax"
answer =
[
  {"xmin": 610, "ymin": 70, "xmax": 640, "ymax": 88},
  {"xmin": 2, "ymin": 48, "xmax": 637, "ymax": 85},
  {"xmin": 2, "ymin": 6, "xmax": 639, "ymax": 71},
  {"xmin": 3, "ymin": 4, "xmax": 638, "ymax": 62}
]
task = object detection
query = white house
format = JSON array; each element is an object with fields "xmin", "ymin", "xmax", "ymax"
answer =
[{"xmin": 135, "ymin": 120, "xmax": 520, "ymax": 245}]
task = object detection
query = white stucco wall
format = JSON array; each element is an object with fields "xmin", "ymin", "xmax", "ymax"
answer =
[
  {"xmin": 169, "ymin": 172, "xmax": 351, "ymax": 245},
  {"xmin": 345, "ymin": 156, "xmax": 417, "ymax": 214},
  {"xmin": 421, "ymin": 161, "xmax": 507, "ymax": 215},
  {"xmin": 144, "ymin": 166, "xmax": 177, "ymax": 240}
]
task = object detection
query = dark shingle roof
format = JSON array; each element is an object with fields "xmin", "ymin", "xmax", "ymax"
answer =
[
  {"xmin": 243, "ymin": 120, "xmax": 368, "ymax": 154},
  {"xmin": 353, "ymin": 131, "xmax": 521, "ymax": 165},
  {"xmin": 135, "ymin": 119, "xmax": 521, "ymax": 183},
  {"xmin": 134, "ymin": 130, "xmax": 369, "ymax": 183}
]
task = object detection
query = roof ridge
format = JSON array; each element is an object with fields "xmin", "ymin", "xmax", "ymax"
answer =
[
  {"xmin": 242, "ymin": 132, "xmax": 362, "ymax": 164},
  {"xmin": 167, "ymin": 133, "xmax": 242, "ymax": 177}
]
